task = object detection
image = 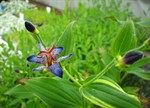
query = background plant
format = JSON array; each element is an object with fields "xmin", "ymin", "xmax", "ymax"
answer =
[{"xmin": 0, "ymin": 0, "xmax": 150, "ymax": 107}]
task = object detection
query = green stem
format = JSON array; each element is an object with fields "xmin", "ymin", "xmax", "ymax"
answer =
[
  {"xmin": 31, "ymin": 34, "xmax": 39, "ymax": 42},
  {"xmin": 36, "ymin": 34, "xmax": 46, "ymax": 48},
  {"xmin": 63, "ymin": 68, "xmax": 82, "ymax": 87},
  {"xmin": 31, "ymin": 33, "xmax": 46, "ymax": 48},
  {"xmin": 133, "ymin": 44, "xmax": 145, "ymax": 51},
  {"xmin": 83, "ymin": 59, "xmax": 115, "ymax": 86},
  {"xmin": 120, "ymin": 72, "xmax": 128, "ymax": 83}
]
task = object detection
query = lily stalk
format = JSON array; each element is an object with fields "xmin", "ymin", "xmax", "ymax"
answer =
[
  {"xmin": 133, "ymin": 38, "xmax": 150, "ymax": 51},
  {"xmin": 83, "ymin": 59, "xmax": 115, "ymax": 86},
  {"xmin": 63, "ymin": 68, "xmax": 82, "ymax": 87}
]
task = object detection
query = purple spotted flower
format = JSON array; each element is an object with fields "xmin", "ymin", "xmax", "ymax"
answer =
[{"xmin": 27, "ymin": 42, "xmax": 72, "ymax": 78}]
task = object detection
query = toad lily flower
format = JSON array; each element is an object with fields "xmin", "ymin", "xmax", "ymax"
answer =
[{"xmin": 27, "ymin": 42, "xmax": 72, "ymax": 78}]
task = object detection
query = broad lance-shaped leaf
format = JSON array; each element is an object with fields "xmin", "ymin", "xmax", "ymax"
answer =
[
  {"xmin": 80, "ymin": 79, "xmax": 142, "ymax": 108},
  {"xmin": 5, "ymin": 84, "xmax": 34, "ymax": 99},
  {"xmin": 23, "ymin": 77, "xmax": 82, "ymax": 108},
  {"xmin": 111, "ymin": 19, "xmax": 137, "ymax": 57},
  {"xmin": 123, "ymin": 57, "xmax": 150, "ymax": 80},
  {"xmin": 56, "ymin": 20, "xmax": 76, "ymax": 56},
  {"xmin": 125, "ymin": 68, "xmax": 150, "ymax": 80}
]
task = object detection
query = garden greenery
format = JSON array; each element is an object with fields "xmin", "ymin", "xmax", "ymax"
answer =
[{"xmin": 0, "ymin": 0, "xmax": 150, "ymax": 107}]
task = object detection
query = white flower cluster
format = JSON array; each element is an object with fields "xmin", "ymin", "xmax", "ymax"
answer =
[
  {"xmin": 0, "ymin": 0, "xmax": 36, "ymax": 15},
  {"xmin": 0, "ymin": 37, "xmax": 9, "ymax": 53},
  {"xmin": 0, "ymin": 37, "xmax": 24, "ymax": 79},
  {"xmin": 0, "ymin": 0, "xmax": 37, "ymax": 35},
  {"xmin": 0, "ymin": 38, "xmax": 23, "ymax": 61},
  {"xmin": 0, "ymin": 13, "xmax": 25, "ymax": 35}
]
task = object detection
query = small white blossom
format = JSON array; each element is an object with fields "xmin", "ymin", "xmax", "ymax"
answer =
[
  {"xmin": 0, "ymin": 38, "xmax": 9, "ymax": 51},
  {"xmin": 17, "ymin": 50, "xmax": 23, "ymax": 58}
]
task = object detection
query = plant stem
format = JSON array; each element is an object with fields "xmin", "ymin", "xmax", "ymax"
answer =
[
  {"xmin": 134, "ymin": 44, "xmax": 145, "ymax": 51},
  {"xmin": 36, "ymin": 34, "xmax": 46, "ymax": 48},
  {"xmin": 83, "ymin": 59, "xmax": 115, "ymax": 86},
  {"xmin": 63, "ymin": 67, "xmax": 82, "ymax": 87}
]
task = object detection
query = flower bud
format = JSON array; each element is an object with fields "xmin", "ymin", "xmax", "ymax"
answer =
[
  {"xmin": 25, "ymin": 21, "xmax": 39, "ymax": 34},
  {"xmin": 15, "ymin": 69, "xmax": 20, "ymax": 73},
  {"xmin": 123, "ymin": 50, "xmax": 143, "ymax": 64},
  {"xmin": 25, "ymin": 21, "xmax": 35, "ymax": 33},
  {"xmin": 15, "ymin": 69, "xmax": 23, "ymax": 74},
  {"xmin": 116, "ymin": 51, "xmax": 143, "ymax": 69}
]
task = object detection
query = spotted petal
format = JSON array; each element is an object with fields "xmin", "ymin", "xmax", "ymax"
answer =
[
  {"xmin": 33, "ymin": 66, "xmax": 45, "ymax": 71},
  {"xmin": 27, "ymin": 55, "xmax": 42, "ymax": 64},
  {"xmin": 51, "ymin": 47, "xmax": 63, "ymax": 58},
  {"xmin": 48, "ymin": 62, "xmax": 63, "ymax": 78},
  {"xmin": 38, "ymin": 42, "xmax": 46, "ymax": 51},
  {"xmin": 56, "ymin": 54, "xmax": 72, "ymax": 62}
]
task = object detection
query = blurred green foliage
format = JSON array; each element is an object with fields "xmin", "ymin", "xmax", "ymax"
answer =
[{"xmin": 0, "ymin": 0, "xmax": 150, "ymax": 107}]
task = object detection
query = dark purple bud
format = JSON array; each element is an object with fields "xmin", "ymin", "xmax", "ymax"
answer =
[
  {"xmin": 25, "ymin": 21, "xmax": 35, "ymax": 33},
  {"xmin": 15, "ymin": 69, "xmax": 20, "ymax": 73},
  {"xmin": 123, "ymin": 51, "xmax": 143, "ymax": 64}
]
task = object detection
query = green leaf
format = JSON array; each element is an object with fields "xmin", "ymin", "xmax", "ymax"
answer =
[
  {"xmin": 80, "ymin": 79, "xmax": 142, "ymax": 108},
  {"xmin": 5, "ymin": 84, "xmax": 34, "ymax": 99},
  {"xmin": 56, "ymin": 21, "xmax": 76, "ymax": 55},
  {"xmin": 125, "ymin": 68, "xmax": 150, "ymax": 80},
  {"xmin": 23, "ymin": 77, "xmax": 82, "ymax": 108},
  {"xmin": 123, "ymin": 57, "xmax": 150, "ymax": 80},
  {"xmin": 136, "ymin": 18, "xmax": 150, "ymax": 27},
  {"xmin": 111, "ymin": 19, "xmax": 137, "ymax": 57}
]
